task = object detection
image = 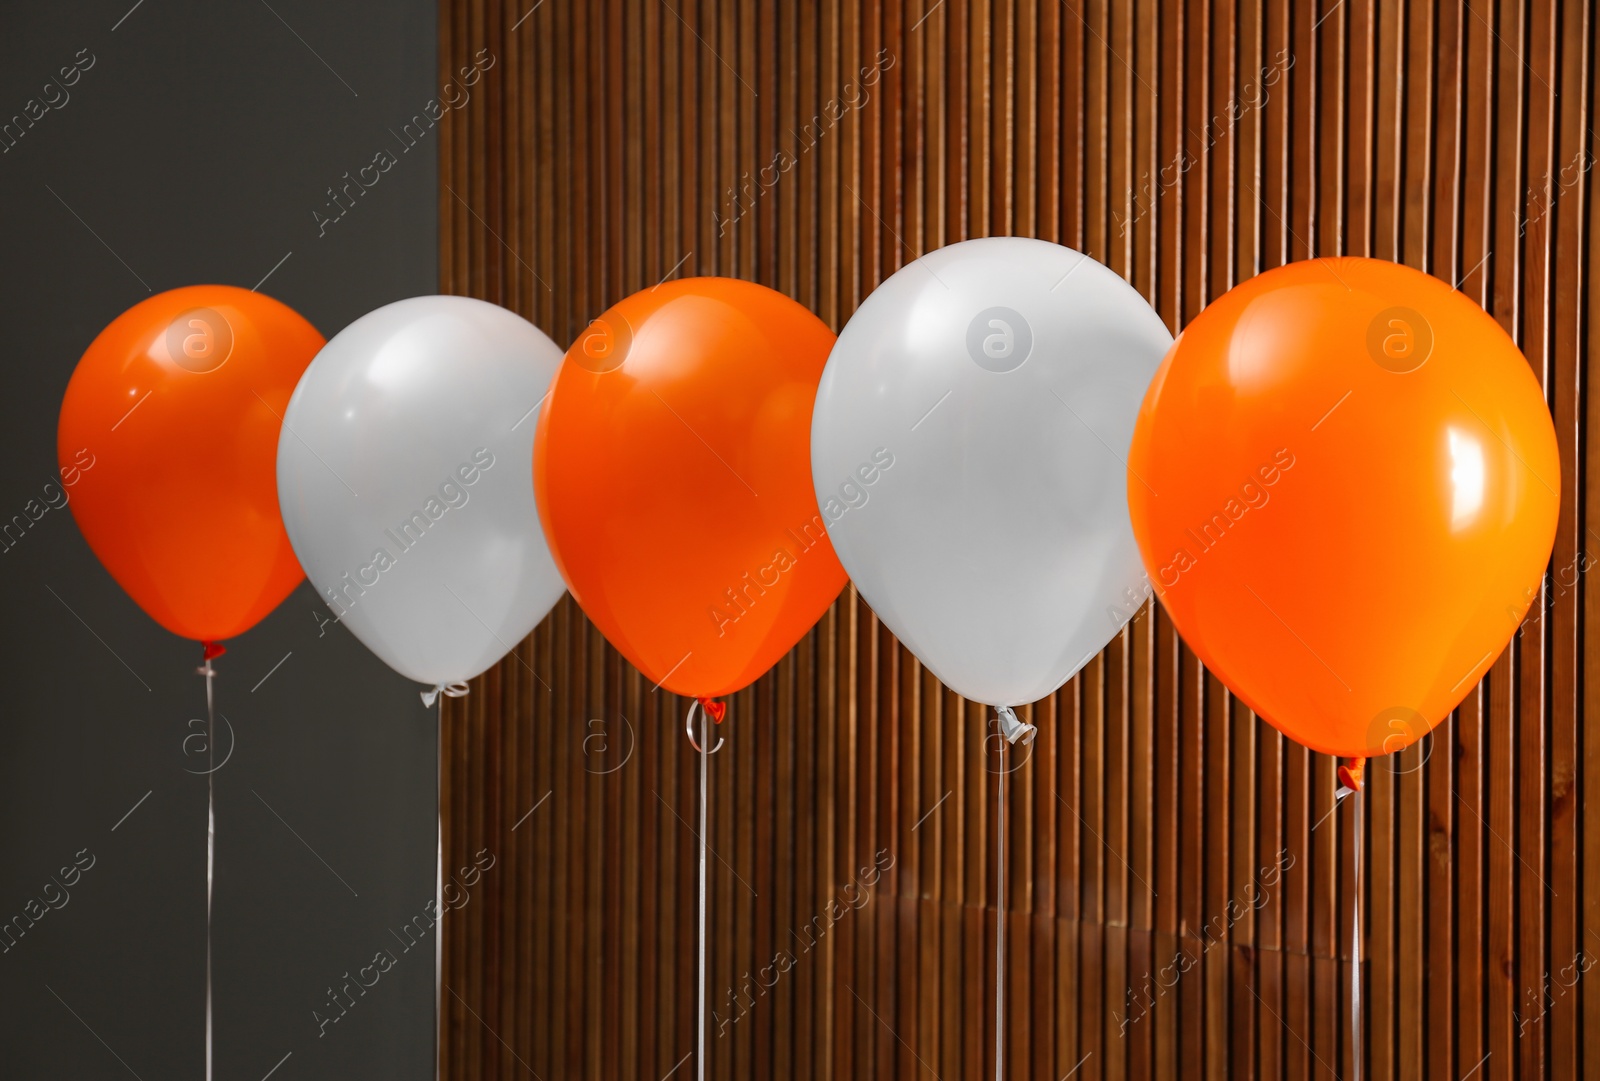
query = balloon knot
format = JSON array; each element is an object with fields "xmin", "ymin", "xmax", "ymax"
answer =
[
  {"xmin": 422, "ymin": 682, "xmax": 471, "ymax": 707},
  {"xmin": 202, "ymin": 640, "xmax": 227, "ymax": 660},
  {"xmin": 1337, "ymin": 756, "xmax": 1366, "ymax": 794},
  {"xmin": 994, "ymin": 705, "xmax": 1037, "ymax": 746},
  {"xmin": 697, "ymin": 696, "xmax": 727, "ymax": 723}
]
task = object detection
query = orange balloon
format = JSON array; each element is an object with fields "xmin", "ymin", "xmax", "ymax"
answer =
[
  {"xmin": 58, "ymin": 285, "xmax": 324, "ymax": 643},
  {"xmin": 534, "ymin": 278, "xmax": 847, "ymax": 698},
  {"xmin": 1128, "ymin": 258, "xmax": 1559, "ymax": 759}
]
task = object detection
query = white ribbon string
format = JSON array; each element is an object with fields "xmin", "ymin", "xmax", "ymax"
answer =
[
  {"xmin": 995, "ymin": 734, "xmax": 1006, "ymax": 1081},
  {"xmin": 436, "ymin": 695, "xmax": 444, "ymax": 1081},
  {"xmin": 1352, "ymin": 789, "xmax": 1364, "ymax": 1081},
  {"xmin": 990, "ymin": 705, "xmax": 1032, "ymax": 1081},
  {"xmin": 682, "ymin": 699, "xmax": 725, "ymax": 1080},
  {"xmin": 200, "ymin": 656, "xmax": 216, "ymax": 1081},
  {"xmin": 694, "ymin": 700, "xmax": 711, "ymax": 1081}
]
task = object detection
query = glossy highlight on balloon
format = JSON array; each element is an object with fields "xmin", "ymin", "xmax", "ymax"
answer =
[
  {"xmin": 1127, "ymin": 257, "xmax": 1560, "ymax": 758},
  {"xmin": 58, "ymin": 285, "xmax": 324, "ymax": 642},
  {"xmin": 534, "ymin": 277, "xmax": 847, "ymax": 699}
]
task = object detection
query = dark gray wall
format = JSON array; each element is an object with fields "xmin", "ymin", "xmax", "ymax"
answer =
[{"xmin": 0, "ymin": 2, "xmax": 440, "ymax": 1077}]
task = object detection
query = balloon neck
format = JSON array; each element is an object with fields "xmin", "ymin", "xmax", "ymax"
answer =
[
  {"xmin": 1337, "ymin": 756, "xmax": 1366, "ymax": 794},
  {"xmin": 994, "ymin": 705, "xmax": 1036, "ymax": 746},
  {"xmin": 421, "ymin": 681, "xmax": 471, "ymax": 707},
  {"xmin": 697, "ymin": 696, "xmax": 727, "ymax": 723},
  {"xmin": 202, "ymin": 640, "xmax": 226, "ymax": 661}
]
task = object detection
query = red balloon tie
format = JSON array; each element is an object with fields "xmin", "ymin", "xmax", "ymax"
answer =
[
  {"xmin": 1340, "ymin": 761, "xmax": 1366, "ymax": 1081},
  {"xmin": 696, "ymin": 696, "xmax": 726, "ymax": 723},
  {"xmin": 202, "ymin": 640, "xmax": 227, "ymax": 660},
  {"xmin": 1337, "ymin": 756, "xmax": 1365, "ymax": 793}
]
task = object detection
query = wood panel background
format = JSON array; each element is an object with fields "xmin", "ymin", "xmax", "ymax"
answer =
[{"xmin": 436, "ymin": 1, "xmax": 1598, "ymax": 1078}]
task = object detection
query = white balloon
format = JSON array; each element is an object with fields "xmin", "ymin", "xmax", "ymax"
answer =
[
  {"xmin": 277, "ymin": 296, "xmax": 566, "ymax": 688},
  {"xmin": 811, "ymin": 237, "xmax": 1171, "ymax": 707}
]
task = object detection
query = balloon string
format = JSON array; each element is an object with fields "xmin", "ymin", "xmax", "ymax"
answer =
[
  {"xmin": 995, "ymin": 735, "xmax": 1006, "ymax": 1081},
  {"xmin": 201, "ymin": 654, "xmax": 216, "ymax": 1081},
  {"xmin": 436, "ymin": 696, "xmax": 444, "ymax": 1081},
  {"xmin": 1352, "ymin": 787, "xmax": 1364, "ymax": 1081},
  {"xmin": 695, "ymin": 700, "xmax": 711, "ymax": 1081},
  {"xmin": 989, "ymin": 705, "xmax": 1033, "ymax": 1081},
  {"xmin": 1336, "ymin": 757, "xmax": 1364, "ymax": 1081}
]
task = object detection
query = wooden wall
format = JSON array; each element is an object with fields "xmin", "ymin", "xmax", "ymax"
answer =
[{"xmin": 437, "ymin": 1, "xmax": 1598, "ymax": 1078}]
